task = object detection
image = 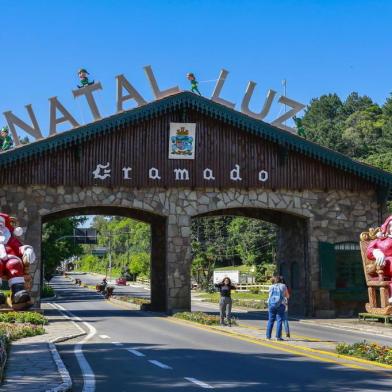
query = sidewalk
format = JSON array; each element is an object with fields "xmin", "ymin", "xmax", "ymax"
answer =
[{"xmin": 1, "ymin": 302, "xmax": 86, "ymax": 392}]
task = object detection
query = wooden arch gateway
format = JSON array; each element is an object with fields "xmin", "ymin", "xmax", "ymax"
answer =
[{"xmin": 0, "ymin": 91, "xmax": 391, "ymax": 315}]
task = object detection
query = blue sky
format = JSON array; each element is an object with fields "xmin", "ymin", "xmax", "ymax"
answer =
[{"xmin": 1, "ymin": 0, "xmax": 391, "ymax": 140}]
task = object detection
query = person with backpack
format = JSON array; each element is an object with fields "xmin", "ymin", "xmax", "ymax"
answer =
[
  {"xmin": 279, "ymin": 276, "xmax": 291, "ymax": 338},
  {"xmin": 266, "ymin": 276, "xmax": 289, "ymax": 340}
]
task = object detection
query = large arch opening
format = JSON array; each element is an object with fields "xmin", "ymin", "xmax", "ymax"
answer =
[
  {"xmin": 191, "ymin": 207, "xmax": 309, "ymax": 315},
  {"xmin": 41, "ymin": 206, "xmax": 167, "ymax": 312}
]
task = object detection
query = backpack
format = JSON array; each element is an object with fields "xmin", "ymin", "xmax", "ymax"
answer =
[{"xmin": 268, "ymin": 284, "xmax": 284, "ymax": 309}]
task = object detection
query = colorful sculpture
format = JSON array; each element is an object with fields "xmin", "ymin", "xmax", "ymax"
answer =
[
  {"xmin": 186, "ymin": 73, "xmax": 201, "ymax": 96},
  {"xmin": 77, "ymin": 68, "xmax": 94, "ymax": 88},
  {"xmin": 360, "ymin": 216, "xmax": 392, "ymax": 315},
  {"xmin": 0, "ymin": 213, "xmax": 35, "ymax": 308},
  {"xmin": 0, "ymin": 127, "xmax": 13, "ymax": 151}
]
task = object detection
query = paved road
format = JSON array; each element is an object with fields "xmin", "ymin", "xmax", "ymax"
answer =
[
  {"xmin": 50, "ymin": 275, "xmax": 391, "ymax": 391},
  {"xmin": 69, "ymin": 272, "xmax": 392, "ymax": 347}
]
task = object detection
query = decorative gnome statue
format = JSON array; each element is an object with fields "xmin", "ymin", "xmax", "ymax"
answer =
[
  {"xmin": 0, "ymin": 213, "xmax": 36, "ymax": 306},
  {"xmin": 367, "ymin": 215, "xmax": 392, "ymax": 304}
]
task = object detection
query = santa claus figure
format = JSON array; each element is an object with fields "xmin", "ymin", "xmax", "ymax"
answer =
[
  {"xmin": 367, "ymin": 215, "xmax": 392, "ymax": 304},
  {"xmin": 0, "ymin": 213, "xmax": 35, "ymax": 306}
]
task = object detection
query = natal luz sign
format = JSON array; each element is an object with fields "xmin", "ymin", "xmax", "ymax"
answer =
[{"xmin": 2, "ymin": 66, "xmax": 305, "ymax": 147}]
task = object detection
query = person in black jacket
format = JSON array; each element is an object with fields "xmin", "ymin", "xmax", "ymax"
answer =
[{"xmin": 215, "ymin": 277, "xmax": 236, "ymax": 326}]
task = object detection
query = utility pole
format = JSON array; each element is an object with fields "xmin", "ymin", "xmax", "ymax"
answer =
[
  {"xmin": 108, "ymin": 234, "xmax": 112, "ymax": 282},
  {"xmin": 282, "ymin": 79, "xmax": 287, "ymax": 126}
]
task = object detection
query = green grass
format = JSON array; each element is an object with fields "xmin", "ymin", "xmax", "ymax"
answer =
[
  {"xmin": 112, "ymin": 295, "xmax": 150, "ymax": 305},
  {"xmin": 0, "ymin": 323, "xmax": 46, "ymax": 341},
  {"xmin": 174, "ymin": 311, "xmax": 237, "ymax": 326},
  {"xmin": 214, "ymin": 265, "xmax": 254, "ymax": 273},
  {"xmin": 198, "ymin": 291, "xmax": 268, "ymax": 309}
]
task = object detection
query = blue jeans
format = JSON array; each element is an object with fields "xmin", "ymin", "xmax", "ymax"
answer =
[
  {"xmin": 283, "ymin": 310, "xmax": 290, "ymax": 336},
  {"xmin": 266, "ymin": 304, "xmax": 285, "ymax": 339}
]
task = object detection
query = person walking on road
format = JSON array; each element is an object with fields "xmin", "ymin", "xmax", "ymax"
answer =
[
  {"xmin": 279, "ymin": 276, "xmax": 291, "ymax": 338},
  {"xmin": 266, "ymin": 276, "xmax": 289, "ymax": 341},
  {"xmin": 215, "ymin": 277, "xmax": 236, "ymax": 326}
]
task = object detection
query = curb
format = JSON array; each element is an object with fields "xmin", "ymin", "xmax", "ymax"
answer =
[
  {"xmin": 46, "ymin": 342, "xmax": 72, "ymax": 392},
  {"xmin": 166, "ymin": 316, "xmax": 392, "ymax": 373}
]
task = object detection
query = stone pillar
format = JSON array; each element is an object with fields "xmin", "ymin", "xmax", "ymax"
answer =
[
  {"xmin": 150, "ymin": 217, "xmax": 167, "ymax": 312},
  {"xmin": 276, "ymin": 215, "xmax": 308, "ymax": 316},
  {"xmin": 166, "ymin": 214, "xmax": 192, "ymax": 314}
]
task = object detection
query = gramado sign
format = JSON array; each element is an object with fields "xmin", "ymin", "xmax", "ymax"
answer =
[{"xmin": 3, "ymin": 66, "xmax": 306, "ymax": 146}]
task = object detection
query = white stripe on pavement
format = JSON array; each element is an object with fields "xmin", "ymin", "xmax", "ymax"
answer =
[
  {"xmin": 50, "ymin": 303, "xmax": 96, "ymax": 392},
  {"xmin": 148, "ymin": 360, "xmax": 172, "ymax": 369},
  {"xmin": 126, "ymin": 348, "xmax": 145, "ymax": 357},
  {"xmin": 99, "ymin": 335, "xmax": 110, "ymax": 339},
  {"xmin": 184, "ymin": 377, "xmax": 214, "ymax": 389}
]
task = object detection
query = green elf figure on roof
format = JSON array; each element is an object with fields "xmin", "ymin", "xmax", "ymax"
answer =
[
  {"xmin": 77, "ymin": 68, "xmax": 95, "ymax": 89},
  {"xmin": 0, "ymin": 126, "xmax": 13, "ymax": 151},
  {"xmin": 186, "ymin": 73, "xmax": 201, "ymax": 96}
]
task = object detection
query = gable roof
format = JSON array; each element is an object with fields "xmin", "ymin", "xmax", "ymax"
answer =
[{"xmin": 1, "ymin": 91, "xmax": 391, "ymax": 195}]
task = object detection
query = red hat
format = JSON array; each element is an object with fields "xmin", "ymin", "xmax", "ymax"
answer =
[
  {"xmin": 0, "ymin": 213, "xmax": 14, "ymax": 232},
  {"xmin": 381, "ymin": 216, "xmax": 392, "ymax": 234}
]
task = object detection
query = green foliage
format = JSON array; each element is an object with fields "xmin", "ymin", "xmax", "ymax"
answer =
[
  {"xmin": 76, "ymin": 216, "xmax": 151, "ymax": 279},
  {"xmin": 41, "ymin": 284, "xmax": 55, "ymax": 298},
  {"xmin": 0, "ymin": 323, "xmax": 45, "ymax": 341},
  {"xmin": 336, "ymin": 341, "xmax": 392, "ymax": 365},
  {"xmin": 42, "ymin": 217, "xmax": 86, "ymax": 280},
  {"xmin": 198, "ymin": 291, "xmax": 268, "ymax": 309},
  {"xmin": 191, "ymin": 216, "xmax": 277, "ymax": 288},
  {"xmin": 0, "ymin": 311, "xmax": 47, "ymax": 325},
  {"xmin": 112, "ymin": 295, "xmax": 150, "ymax": 305},
  {"xmin": 174, "ymin": 311, "xmax": 237, "ymax": 326}
]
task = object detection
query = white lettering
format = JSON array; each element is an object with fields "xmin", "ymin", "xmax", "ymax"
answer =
[
  {"xmin": 271, "ymin": 96, "xmax": 306, "ymax": 134},
  {"xmin": 211, "ymin": 69, "xmax": 235, "ymax": 109},
  {"xmin": 230, "ymin": 164, "xmax": 242, "ymax": 181},
  {"xmin": 258, "ymin": 170, "xmax": 269, "ymax": 182},
  {"xmin": 149, "ymin": 167, "xmax": 161, "ymax": 180},
  {"xmin": 203, "ymin": 168, "xmax": 215, "ymax": 180},
  {"xmin": 122, "ymin": 167, "xmax": 132, "ymax": 179},
  {"xmin": 143, "ymin": 65, "xmax": 180, "ymax": 100},
  {"xmin": 241, "ymin": 82, "xmax": 276, "ymax": 120},
  {"xmin": 116, "ymin": 74, "xmax": 147, "ymax": 112},
  {"xmin": 3, "ymin": 105, "xmax": 43, "ymax": 146},
  {"xmin": 49, "ymin": 97, "xmax": 79, "ymax": 135},
  {"xmin": 93, "ymin": 162, "xmax": 111, "ymax": 180},
  {"xmin": 72, "ymin": 82, "xmax": 103, "ymax": 121},
  {"xmin": 174, "ymin": 168, "xmax": 189, "ymax": 181}
]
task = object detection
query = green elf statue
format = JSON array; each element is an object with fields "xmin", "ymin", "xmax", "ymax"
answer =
[
  {"xmin": 77, "ymin": 68, "xmax": 94, "ymax": 88},
  {"xmin": 0, "ymin": 127, "xmax": 13, "ymax": 151},
  {"xmin": 186, "ymin": 73, "xmax": 201, "ymax": 96}
]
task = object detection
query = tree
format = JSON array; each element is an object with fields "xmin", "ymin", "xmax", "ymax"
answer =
[
  {"xmin": 295, "ymin": 94, "xmax": 346, "ymax": 152},
  {"xmin": 42, "ymin": 217, "xmax": 86, "ymax": 280}
]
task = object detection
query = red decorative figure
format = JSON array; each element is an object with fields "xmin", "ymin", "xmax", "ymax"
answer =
[
  {"xmin": 0, "ymin": 213, "xmax": 35, "ymax": 307},
  {"xmin": 367, "ymin": 215, "xmax": 392, "ymax": 304}
]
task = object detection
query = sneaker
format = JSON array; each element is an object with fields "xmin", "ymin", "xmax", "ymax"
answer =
[
  {"xmin": 276, "ymin": 337, "xmax": 284, "ymax": 341},
  {"xmin": 286, "ymin": 333, "xmax": 291, "ymax": 338}
]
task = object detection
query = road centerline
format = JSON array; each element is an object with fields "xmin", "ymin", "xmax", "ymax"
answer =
[
  {"xmin": 126, "ymin": 348, "xmax": 146, "ymax": 357},
  {"xmin": 185, "ymin": 377, "xmax": 214, "ymax": 389},
  {"xmin": 148, "ymin": 360, "xmax": 172, "ymax": 369}
]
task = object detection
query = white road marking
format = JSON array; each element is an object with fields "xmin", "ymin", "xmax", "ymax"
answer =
[
  {"xmin": 126, "ymin": 348, "xmax": 145, "ymax": 357},
  {"xmin": 99, "ymin": 335, "xmax": 110, "ymax": 339},
  {"xmin": 112, "ymin": 341, "xmax": 123, "ymax": 346},
  {"xmin": 50, "ymin": 302, "xmax": 96, "ymax": 392},
  {"xmin": 148, "ymin": 360, "xmax": 172, "ymax": 369},
  {"xmin": 185, "ymin": 377, "xmax": 214, "ymax": 389},
  {"xmin": 49, "ymin": 302, "xmax": 85, "ymax": 333}
]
